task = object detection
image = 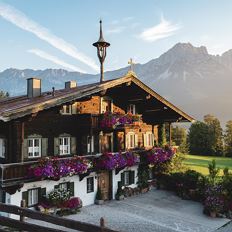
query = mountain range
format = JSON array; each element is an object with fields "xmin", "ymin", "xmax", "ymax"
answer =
[{"xmin": 1, "ymin": 42, "xmax": 232, "ymax": 126}]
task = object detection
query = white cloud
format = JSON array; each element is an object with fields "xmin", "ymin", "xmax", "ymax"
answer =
[
  {"xmin": 28, "ymin": 49, "xmax": 86, "ymax": 73},
  {"xmin": 139, "ymin": 16, "xmax": 181, "ymax": 42},
  {"xmin": 106, "ymin": 26, "xmax": 126, "ymax": 35},
  {"xmin": 0, "ymin": 2, "xmax": 98, "ymax": 72}
]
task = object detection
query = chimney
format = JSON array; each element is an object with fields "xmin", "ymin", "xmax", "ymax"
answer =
[
  {"xmin": 27, "ymin": 78, "xmax": 41, "ymax": 98},
  {"xmin": 65, "ymin": 81, "xmax": 77, "ymax": 89}
]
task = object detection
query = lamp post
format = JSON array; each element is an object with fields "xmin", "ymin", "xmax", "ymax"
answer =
[{"xmin": 93, "ymin": 20, "xmax": 110, "ymax": 83}]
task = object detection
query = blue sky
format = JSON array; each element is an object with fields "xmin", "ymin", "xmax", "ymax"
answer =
[{"xmin": 0, "ymin": 0, "xmax": 232, "ymax": 73}]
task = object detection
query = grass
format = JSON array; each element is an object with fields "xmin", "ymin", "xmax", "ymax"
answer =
[{"xmin": 183, "ymin": 154, "xmax": 232, "ymax": 175}]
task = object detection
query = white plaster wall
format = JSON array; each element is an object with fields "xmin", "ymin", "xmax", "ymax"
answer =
[
  {"xmin": 9, "ymin": 173, "xmax": 98, "ymax": 219},
  {"xmin": 112, "ymin": 165, "xmax": 138, "ymax": 200}
]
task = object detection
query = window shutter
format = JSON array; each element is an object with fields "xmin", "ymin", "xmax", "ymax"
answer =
[
  {"xmin": 71, "ymin": 137, "xmax": 76, "ymax": 155},
  {"xmin": 94, "ymin": 134, "xmax": 99, "ymax": 153},
  {"xmin": 54, "ymin": 138, "xmax": 59, "ymax": 155},
  {"xmin": 72, "ymin": 103, "xmax": 77, "ymax": 114},
  {"xmin": 121, "ymin": 172, "xmax": 125, "ymax": 186},
  {"xmin": 152, "ymin": 133, "xmax": 155, "ymax": 147},
  {"xmin": 82, "ymin": 136, "xmax": 87, "ymax": 154},
  {"xmin": 41, "ymin": 138, "xmax": 48, "ymax": 157},
  {"xmin": 38, "ymin": 188, "xmax": 46, "ymax": 202},
  {"xmin": 143, "ymin": 134, "xmax": 147, "ymax": 147},
  {"xmin": 135, "ymin": 134, "xmax": 138, "ymax": 147},
  {"xmin": 23, "ymin": 139, "xmax": 28, "ymax": 159},
  {"xmin": 68, "ymin": 182, "xmax": 75, "ymax": 196},
  {"xmin": 54, "ymin": 184, "xmax": 59, "ymax": 189},
  {"xmin": 129, "ymin": 171, "xmax": 135, "ymax": 184},
  {"xmin": 22, "ymin": 191, "xmax": 28, "ymax": 207},
  {"xmin": 125, "ymin": 134, "xmax": 129, "ymax": 149}
]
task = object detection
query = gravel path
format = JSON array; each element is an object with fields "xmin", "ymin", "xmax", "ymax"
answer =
[{"xmin": 64, "ymin": 189, "xmax": 229, "ymax": 232}]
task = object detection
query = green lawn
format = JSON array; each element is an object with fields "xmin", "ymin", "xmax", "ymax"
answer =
[{"xmin": 183, "ymin": 154, "xmax": 232, "ymax": 175}]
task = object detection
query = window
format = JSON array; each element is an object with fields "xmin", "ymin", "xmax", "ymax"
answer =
[
  {"xmin": 59, "ymin": 182, "xmax": 68, "ymax": 191},
  {"xmin": 144, "ymin": 132, "xmax": 154, "ymax": 148},
  {"xmin": 87, "ymin": 177, "xmax": 94, "ymax": 193},
  {"xmin": 127, "ymin": 104, "xmax": 136, "ymax": 114},
  {"xmin": 124, "ymin": 171, "xmax": 130, "ymax": 186},
  {"xmin": 127, "ymin": 132, "xmax": 138, "ymax": 149},
  {"xmin": 0, "ymin": 138, "xmax": 6, "ymax": 158},
  {"xmin": 121, "ymin": 171, "xmax": 135, "ymax": 186},
  {"xmin": 61, "ymin": 105, "xmax": 72, "ymax": 115},
  {"xmin": 101, "ymin": 97, "xmax": 112, "ymax": 113},
  {"xmin": 28, "ymin": 138, "xmax": 41, "ymax": 158},
  {"xmin": 28, "ymin": 188, "xmax": 39, "ymax": 207},
  {"xmin": 87, "ymin": 136, "xmax": 94, "ymax": 153},
  {"xmin": 59, "ymin": 137, "xmax": 70, "ymax": 155}
]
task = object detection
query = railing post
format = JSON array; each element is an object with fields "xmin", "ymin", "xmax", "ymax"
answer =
[
  {"xmin": 20, "ymin": 200, "xmax": 26, "ymax": 222},
  {"xmin": 100, "ymin": 217, "xmax": 105, "ymax": 231}
]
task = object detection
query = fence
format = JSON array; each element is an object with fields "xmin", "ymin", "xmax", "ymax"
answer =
[{"xmin": 0, "ymin": 201, "xmax": 119, "ymax": 232}]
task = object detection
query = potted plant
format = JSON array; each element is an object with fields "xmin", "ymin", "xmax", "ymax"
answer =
[
  {"xmin": 204, "ymin": 195, "xmax": 224, "ymax": 218},
  {"xmin": 115, "ymin": 182, "xmax": 124, "ymax": 200},
  {"xmin": 95, "ymin": 188, "xmax": 104, "ymax": 205}
]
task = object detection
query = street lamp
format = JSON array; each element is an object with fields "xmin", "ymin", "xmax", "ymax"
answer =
[{"xmin": 93, "ymin": 20, "xmax": 110, "ymax": 83}]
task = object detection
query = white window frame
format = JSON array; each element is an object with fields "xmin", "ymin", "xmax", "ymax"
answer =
[
  {"xmin": 127, "ymin": 132, "xmax": 138, "ymax": 149},
  {"xmin": 146, "ymin": 132, "xmax": 154, "ymax": 148},
  {"xmin": 127, "ymin": 104, "xmax": 136, "ymax": 114},
  {"xmin": 28, "ymin": 138, "xmax": 41, "ymax": 158},
  {"xmin": 87, "ymin": 177, "xmax": 94, "ymax": 193},
  {"xmin": 28, "ymin": 188, "xmax": 39, "ymax": 207},
  {"xmin": 0, "ymin": 138, "xmax": 6, "ymax": 158},
  {"xmin": 61, "ymin": 105, "xmax": 72, "ymax": 115},
  {"xmin": 59, "ymin": 137, "xmax": 71, "ymax": 155},
  {"xmin": 87, "ymin": 135, "xmax": 94, "ymax": 153}
]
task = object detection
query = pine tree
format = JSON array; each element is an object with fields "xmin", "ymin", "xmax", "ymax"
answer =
[{"xmin": 204, "ymin": 114, "xmax": 223, "ymax": 156}]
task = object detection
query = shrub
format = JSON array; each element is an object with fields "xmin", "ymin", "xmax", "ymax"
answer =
[
  {"xmin": 95, "ymin": 188, "xmax": 103, "ymax": 200},
  {"xmin": 48, "ymin": 188, "xmax": 70, "ymax": 207}
]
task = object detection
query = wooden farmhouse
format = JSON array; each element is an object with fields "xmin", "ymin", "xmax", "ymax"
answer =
[{"xmin": 0, "ymin": 71, "xmax": 193, "ymax": 213}]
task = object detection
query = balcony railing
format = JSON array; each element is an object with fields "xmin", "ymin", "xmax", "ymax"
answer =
[{"xmin": 91, "ymin": 113, "xmax": 142, "ymax": 130}]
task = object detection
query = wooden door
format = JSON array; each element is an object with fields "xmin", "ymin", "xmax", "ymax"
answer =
[
  {"xmin": 100, "ymin": 133, "xmax": 113, "ymax": 153},
  {"xmin": 98, "ymin": 171, "xmax": 110, "ymax": 200}
]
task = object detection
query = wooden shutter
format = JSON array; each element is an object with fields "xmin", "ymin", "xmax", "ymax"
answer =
[
  {"xmin": 125, "ymin": 134, "xmax": 129, "ymax": 149},
  {"xmin": 71, "ymin": 137, "xmax": 77, "ymax": 155},
  {"xmin": 121, "ymin": 172, "xmax": 125, "ymax": 186},
  {"xmin": 39, "ymin": 188, "xmax": 46, "ymax": 202},
  {"xmin": 143, "ymin": 133, "xmax": 147, "ymax": 147},
  {"xmin": 129, "ymin": 171, "xmax": 135, "ymax": 185},
  {"xmin": 22, "ymin": 139, "xmax": 28, "ymax": 159},
  {"xmin": 41, "ymin": 138, "xmax": 48, "ymax": 157},
  {"xmin": 54, "ymin": 138, "xmax": 59, "ymax": 155},
  {"xmin": 72, "ymin": 103, "xmax": 77, "ymax": 114},
  {"xmin": 81, "ymin": 136, "xmax": 87, "ymax": 154},
  {"xmin": 94, "ymin": 134, "xmax": 99, "ymax": 153},
  {"xmin": 22, "ymin": 191, "xmax": 28, "ymax": 207},
  {"xmin": 135, "ymin": 134, "xmax": 138, "ymax": 147},
  {"xmin": 68, "ymin": 182, "xmax": 75, "ymax": 196}
]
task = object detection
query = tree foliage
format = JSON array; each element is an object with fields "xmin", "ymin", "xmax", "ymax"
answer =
[
  {"xmin": 158, "ymin": 124, "xmax": 167, "ymax": 146},
  {"xmin": 224, "ymin": 120, "xmax": 232, "ymax": 157},
  {"xmin": 188, "ymin": 115, "xmax": 223, "ymax": 156},
  {"xmin": 0, "ymin": 91, "xmax": 9, "ymax": 99},
  {"xmin": 188, "ymin": 121, "xmax": 211, "ymax": 155}
]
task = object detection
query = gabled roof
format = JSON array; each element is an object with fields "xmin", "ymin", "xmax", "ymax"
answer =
[{"xmin": 0, "ymin": 72, "xmax": 194, "ymax": 122}]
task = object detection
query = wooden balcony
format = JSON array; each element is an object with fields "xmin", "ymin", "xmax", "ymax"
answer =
[
  {"xmin": 91, "ymin": 113, "xmax": 143, "ymax": 130},
  {"xmin": 0, "ymin": 160, "xmax": 38, "ymax": 188}
]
